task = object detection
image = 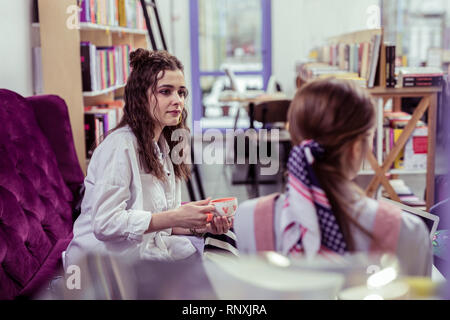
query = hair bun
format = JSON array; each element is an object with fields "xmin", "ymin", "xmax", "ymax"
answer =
[{"xmin": 129, "ymin": 48, "xmax": 150, "ymax": 70}]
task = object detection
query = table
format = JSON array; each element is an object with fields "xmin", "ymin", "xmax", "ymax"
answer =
[
  {"xmin": 218, "ymin": 92, "xmax": 289, "ymax": 191},
  {"xmin": 219, "ymin": 92, "xmax": 288, "ymax": 129}
]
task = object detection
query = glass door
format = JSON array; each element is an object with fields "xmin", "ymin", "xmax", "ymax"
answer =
[{"xmin": 190, "ymin": 0, "xmax": 272, "ymax": 129}]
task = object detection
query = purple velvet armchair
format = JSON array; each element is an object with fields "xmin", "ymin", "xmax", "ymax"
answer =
[{"xmin": 0, "ymin": 89, "xmax": 84, "ymax": 299}]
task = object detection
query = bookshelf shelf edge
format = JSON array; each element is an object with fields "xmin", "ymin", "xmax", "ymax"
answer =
[
  {"xmin": 32, "ymin": 23, "xmax": 147, "ymax": 35},
  {"xmin": 358, "ymin": 169, "xmax": 427, "ymax": 176},
  {"xmin": 83, "ymin": 84, "xmax": 126, "ymax": 97}
]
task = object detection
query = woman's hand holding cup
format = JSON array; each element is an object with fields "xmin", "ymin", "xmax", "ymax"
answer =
[
  {"xmin": 175, "ymin": 198, "xmax": 215, "ymax": 229},
  {"xmin": 176, "ymin": 197, "xmax": 237, "ymax": 235},
  {"xmin": 199, "ymin": 197, "xmax": 237, "ymax": 235},
  {"xmin": 203, "ymin": 216, "xmax": 232, "ymax": 235}
]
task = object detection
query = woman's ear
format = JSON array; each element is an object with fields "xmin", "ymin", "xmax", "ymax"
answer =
[
  {"xmin": 347, "ymin": 138, "xmax": 364, "ymax": 179},
  {"xmin": 351, "ymin": 139, "xmax": 363, "ymax": 164}
]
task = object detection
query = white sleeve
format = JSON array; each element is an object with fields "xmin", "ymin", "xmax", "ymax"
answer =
[
  {"xmin": 396, "ymin": 211, "xmax": 433, "ymax": 277},
  {"xmin": 84, "ymin": 139, "xmax": 152, "ymax": 242},
  {"xmin": 234, "ymin": 198, "xmax": 259, "ymax": 254}
]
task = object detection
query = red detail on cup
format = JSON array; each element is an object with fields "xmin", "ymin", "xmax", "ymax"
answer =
[{"xmin": 211, "ymin": 198, "xmax": 236, "ymax": 203}]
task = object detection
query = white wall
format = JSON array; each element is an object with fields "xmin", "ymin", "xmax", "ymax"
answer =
[
  {"xmin": 272, "ymin": 0, "xmax": 381, "ymax": 98},
  {"xmin": 0, "ymin": 0, "xmax": 34, "ymax": 96}
]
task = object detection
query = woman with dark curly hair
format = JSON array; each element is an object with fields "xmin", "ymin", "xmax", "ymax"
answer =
[{"xmin": 64, "ymin": 49, "xmax": 231, "ymax": 266}]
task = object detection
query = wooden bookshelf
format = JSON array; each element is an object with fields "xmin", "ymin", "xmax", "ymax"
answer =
[
  {"xmin": 82, "ymin": 84, "xmax": 126, "ymax": 97},
  {"xmin": 297, "ymin": 29, "xmax": 442, "ymax": 210},
  {"xmin": 36, "ymin": 0, "xmax": 150, "ymax": 173},
  {"xmin": 367, "ymin": 87, "xmax": 440, "ymax": 211},
  {"xmin": 368, "ymin": 86, "xmax": 442, "ymax": 96},
  {"xmin": 358, "ymin": 169, "xmax": 427, "ymax": 176}
]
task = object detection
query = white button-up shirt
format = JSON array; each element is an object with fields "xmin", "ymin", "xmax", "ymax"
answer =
[{"xmin": 64, "ymin": 126, "xmax": 196, "ymax": 268}]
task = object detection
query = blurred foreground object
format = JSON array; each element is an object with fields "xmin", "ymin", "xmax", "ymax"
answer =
[{"xmin": 35, "ymin": 250, "xmax": 446, "ymax": 300}]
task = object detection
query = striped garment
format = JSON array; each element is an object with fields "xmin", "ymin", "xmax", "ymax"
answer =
[
  {"xmin": 204, "ymin": 229, "xmax": 239, "ymax": 257},
  {"xmin": 178, "ymin": 202, "xmax": 239, "ymax": 257},
  {"xmin": 280, "ymin": 140, "xmax": 348, "ymax": 257}
]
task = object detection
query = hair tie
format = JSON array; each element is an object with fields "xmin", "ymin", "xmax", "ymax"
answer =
[{"xmin": 300, "ymin": 140, "xmax": 325, "ymax": 163}]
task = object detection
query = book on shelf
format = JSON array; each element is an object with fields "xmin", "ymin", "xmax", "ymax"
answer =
[
  {"xmin": 383, "ymin": 111, "xmax": 428, "ymax": 170},
  {"xmin": 397, "ymin": 67, "xmax": 444, "ymax": 88},
  {"xmin": 84, "ymin": 101, "xmax": 124, "ymax": 158},
  {"xmin": 385, "ymin": 44, "xmax": 396, "ymax": 88},
  {"xmin": 32, "ymin": 0, "xmax": 39, "ymax": 23},
  {"xmin": 359, "ymin": 42, "xmax": 370, "ymax": 81},
  {"xmin": 97, "ymin": 46, "xmax": 116, "ymax": 89},
  {"xmin": 80, "ymin": 42, "xmax": 131, "ymax": 92},
  {"xmin": 99, "ymin": 100, "xmax": 125, "ymax": 120},
  {"xmin": 382, "ymin": 127, "xmax": 392, "ymax": 161},
  {"xmin": 84, "ymin": 113, "xmax": 104, "ymax": 158},
  {"xmin": 377, "ymin": 42, "xmax": 387, "ymax": 88},
  {"xmin": 348, "ymin": 43, "xmax": 357, "ymax": 74},
  {"xmin": 125, "ymin": 0, "xmax": 137, "ymax": 29},
  {"xmin": 80, "ymin": 42, "xmax": 95, "ymax": 92},
  {"xmin": 85, "ymin": 107, "xmax": 115, "ymax": 131},
  {"xmin": 367, "ymin": 34, "xmax": 382, "ymax": 88},
  {"xmin": 78, "ymin": 0, "xmax": 146, "ymax": 30},
  {"xmin": 360, "ymin": 123, "xmax": 426, "ymax": 173},
  {"xmin": 404, "ymin": 127, "xmax": 428, "ymax": 170},
  {"xmin": 384, "ymin": 111, "xmax": 426, "ymax": 129},
  {"xmin": 85, "ymin": 101, "xmax": 124, "ymax": 131},
  {"xmin": 402, "ymin": 77, "xmax": 443, "ymax": 87},
  {"xmin": 118, "ymin": 0, "xmax": 127, "ymax": 27},
  {"xmin": 338, "ymin": 43, "xmax": 347, "ymax": 71},
  {"xmin": 393, "ymin": 128, "xmax": 404, "ymax": 169},
  {"xmin": 382, "ymin": 179, "xmax": 426, "ymax": 209}
]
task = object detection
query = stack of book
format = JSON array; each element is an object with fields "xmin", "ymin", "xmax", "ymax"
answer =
[
  {"xmin": 78, "ymin": 0, "xmax": 146, "ymax": 29},
  {"xmin": 296, "ymin": 62, "xmax": 366, "ymax": 87},
  {"xmin": 360, "ymin": 111, "xmax": 428, "ymax": 172},
  {"xmin": 84, "ymin": 100, "xmax": 125, "ymax": 158},
  {"xmin": 315, "ymin": 34, "xmax": 382, "ymax": 88},
  {"xmin": 80, "ymin": 42, "xmax": 131, "ymax": 92},
  {"xmin": 397, "ymin": 67, "xmax": 444, "ymax": 88},
  {"xmin": 383, "ymin": 179, "xmax": 426, "ymax": 210},
  {"xmin": 383, "ymin": 111, "xmax": 427, "ymax": 170}
]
